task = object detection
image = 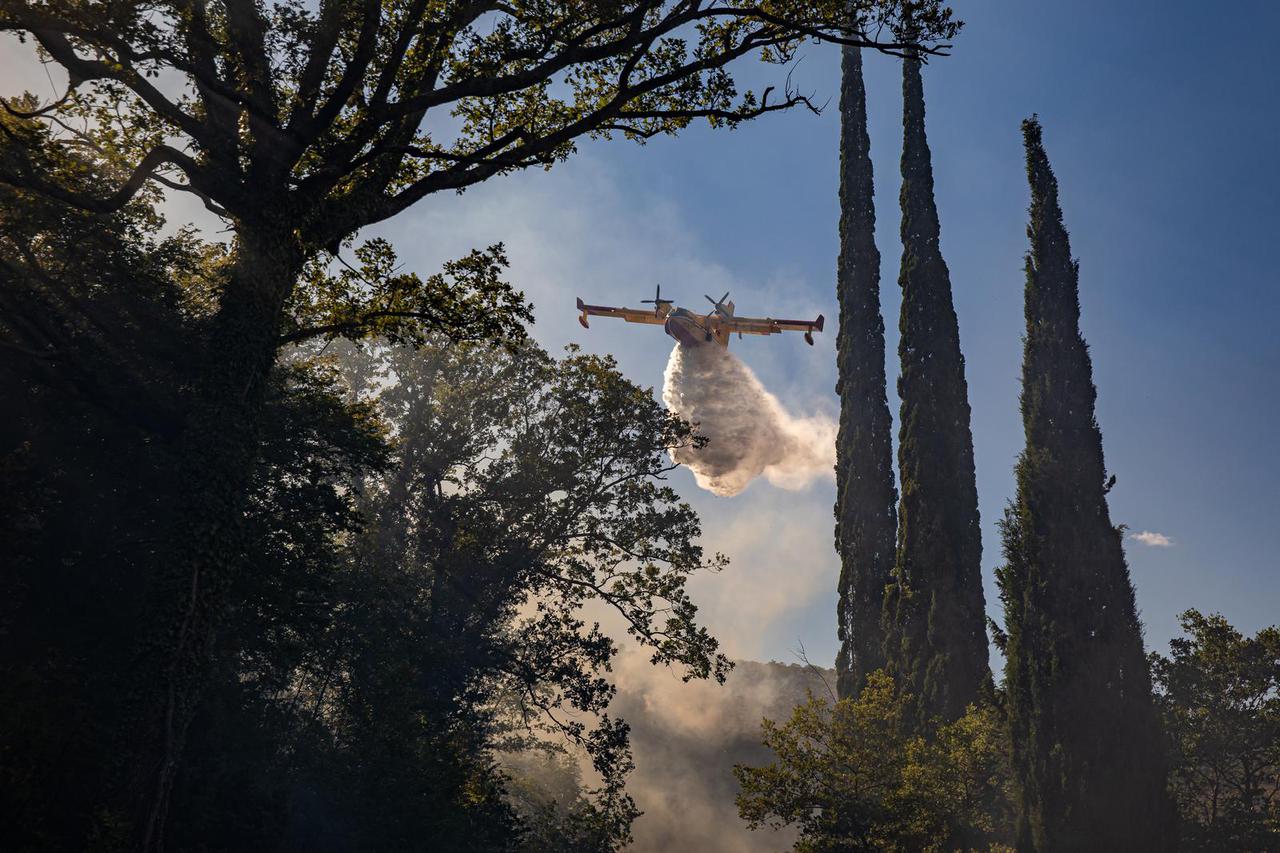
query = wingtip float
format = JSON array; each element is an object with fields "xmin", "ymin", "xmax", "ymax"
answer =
[{"xmin": 575, "ymin": 286, "xmax": 824, "ymax": 348}]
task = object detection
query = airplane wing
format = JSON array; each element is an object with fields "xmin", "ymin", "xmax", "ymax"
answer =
[
  {"xmin": 719, "ymin": 313, "xmax": 826, "ymax": 344},
  {"xmin": 576, "ymin": 297, "xmax": 669, "ymax": 328}
]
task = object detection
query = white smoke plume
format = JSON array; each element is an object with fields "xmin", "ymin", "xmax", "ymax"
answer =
[{"xmin": 662, "ymin": 344, "xmax": 836, "ymax": 497}]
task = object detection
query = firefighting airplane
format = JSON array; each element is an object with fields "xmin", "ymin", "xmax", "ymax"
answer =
[{"xmin": 575, "ymin": 286, "xmax": 824, "ymax": 348}]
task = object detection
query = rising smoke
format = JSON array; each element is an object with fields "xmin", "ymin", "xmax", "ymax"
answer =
[
  {"xmin": 614, "ymin": 655, "xmax": 832, "ymax": 853},
  {"xmin": 662, "ymin": 344, "xmax": 836, "ymax": 497}
]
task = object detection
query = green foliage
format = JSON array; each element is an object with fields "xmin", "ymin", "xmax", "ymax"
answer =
[
  {"xmin": 833, "ymin": 45, "xmax": 897, "ymax": 700},
  {"xmin": 996, "ymin": 117, "xmax": 1173, "ymax": 851},
  {"xmin": 285, "ymin": 239, "xmax": 533, "ymax": 348},
  {"xmin": 882, "ymin": 50, "xmax": 988, "ymax": 726},
  {"xmin": 734, "ymin": 670, "xmax": 1014, "ymax": 852},
  {"xmin": 162, "ymin": 337, "xmax": 729, "ymax": 850},
  {"xmin": 343, "ymin": 336, "xmax": 730, "ymax": 694},
  {"xmin": 1151, "ymin": 610, "xmax": 1280, "ymax": 850}
]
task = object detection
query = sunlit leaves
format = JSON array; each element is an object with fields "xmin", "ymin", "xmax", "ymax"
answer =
[
  {"xmin": 284, "ymin": 238, "xmax": 532, "ymax": 347},
  {"xmin": 734, "ymin": 671, "xmax": 1014, "ymax": 852}
]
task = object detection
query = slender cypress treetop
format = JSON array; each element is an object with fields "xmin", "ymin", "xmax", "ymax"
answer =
[
  {"xmin": 833, "ymin": 45, "xmax": 898, "ymax": 701},
  {"xmin": 883, "ymin": 50, "xmax": 989, "ymax": 725},
  {"xmin": 998, "ymin": 117, "xmax": 1174, "ymax": 851}
]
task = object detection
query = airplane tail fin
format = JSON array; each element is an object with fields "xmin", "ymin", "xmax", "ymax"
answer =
[{"xmin": 804, "ymin": 315, "xmax": 823, "ymax": 345}]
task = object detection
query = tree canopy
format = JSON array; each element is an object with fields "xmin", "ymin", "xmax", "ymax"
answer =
[
  {"xmin": 1152, "ymin": 610, "xmax": 1280, "ymax": 850},
  {"xmin": 734, "ymin": 670, "xmax": 1014, "ymax": 852},
  {"xmin": 1, "ymin": 0, "xmax": 959, "ymax": 240}
]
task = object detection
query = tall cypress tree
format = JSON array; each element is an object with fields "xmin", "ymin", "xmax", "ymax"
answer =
[
  {"xmin": 883, "ymin": 50, "xmax": 989, "ymax": 725},
  {"xmin": 833, "ymin": 45, "xmax": 898, "ymax": 701},
  {"xmin": 998, "ymin": 117, "xmax": 1174, "ymax": 851}
]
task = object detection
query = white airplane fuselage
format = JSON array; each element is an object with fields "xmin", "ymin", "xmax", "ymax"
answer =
[{"xmin": 664, "ymin": 307, "xmax": 729, "ymax": 348}]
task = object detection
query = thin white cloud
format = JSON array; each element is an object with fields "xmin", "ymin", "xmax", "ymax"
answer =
[{"xmin": 1129, "ymin": 530, "xmax": 1173, "ymax": 547}]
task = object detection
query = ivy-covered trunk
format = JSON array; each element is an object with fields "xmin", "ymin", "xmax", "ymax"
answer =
[
  {"xmin": 116, "ymin": 222, "xmax": 303, "ymax": 851},
  {"xmin": 882, "ymin": 52, "xmax": 989, "ymax": 726},
  {"xmin": 833, "ymin": 45, "xmax": 897, "ymax": 700}
]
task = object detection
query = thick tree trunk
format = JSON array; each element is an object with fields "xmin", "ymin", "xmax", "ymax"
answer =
[
  {"xmin": 833, "ymin": 45, "xmax": 898, "ymax": 700},
  {"xmin": 113, "ymin": 223, "xmax": 302, "ymax": 851}
]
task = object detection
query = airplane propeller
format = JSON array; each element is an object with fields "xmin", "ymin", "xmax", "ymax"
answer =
[
  {"xmin": 641, "ymin": 284, "xmax": 674, "ymax": 313},
  {"xmin": 705, "ymin": 291, "xmax": 733, "ymax": 318}
]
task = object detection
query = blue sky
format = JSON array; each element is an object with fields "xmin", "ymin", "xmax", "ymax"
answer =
[
  {"xmin": 4, "ymin": 0, "xmax": 1274, "ymax": 669},
  {"xmin": 383, "ymin": 0, "xmax": 1280, "ymax": 667}
]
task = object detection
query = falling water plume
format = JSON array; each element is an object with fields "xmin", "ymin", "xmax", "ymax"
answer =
[{"xmin": 662, "ymin": 344, "xmax": 836, "ymax": 497}]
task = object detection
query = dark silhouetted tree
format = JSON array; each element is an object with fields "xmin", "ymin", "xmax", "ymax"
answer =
[
  {"xmin": 883, "ymin": 49, "xmax": 988, "ymax": 725},
  {"xmin": 834, "ymin": 45, "xmax": 897, "ymax": 701},
  {"xmin": 997, "ymin": 117, "xmax": 1174, "ymax": 851},
  {"xmin": 146, "ymin": 338, "xmax": 731, "ymax": 852},
  {"xmin": 0, "ymin": 107, "xmax": 205, "ymax": 852}
]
